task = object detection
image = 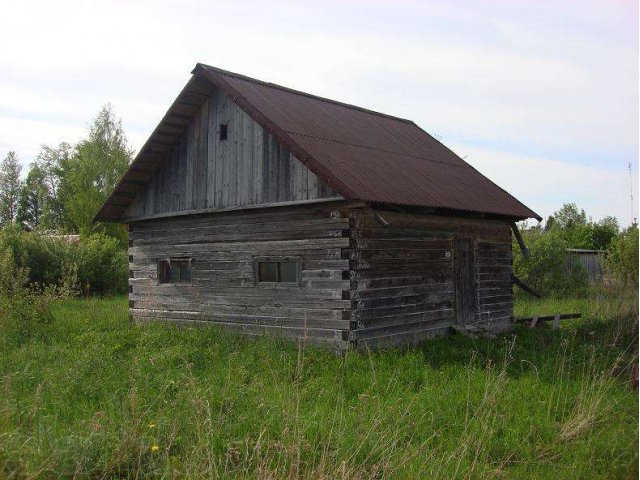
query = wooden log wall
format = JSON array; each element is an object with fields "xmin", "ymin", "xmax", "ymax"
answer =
[
  {"xmin": 128, "ymin": 200, "xmax": 513, "ymax": 350},
  {"xmin": 346, "ymin": 208, "xmax": 513, "ymax": 348},
  {"xmin": 475, "ymin": 239, "xmax": 514, "ymax": 328},
  {"xmin": 128, "ymin": 202, "xmax": 351, "ymax": 349},
  {"xmin": 124, "ymin": 88, "xmax": 337, "ymax": 220}
]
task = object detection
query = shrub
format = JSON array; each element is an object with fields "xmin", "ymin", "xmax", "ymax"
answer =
[
  {"xmin": 513, "ymin": 229, "xmax": 588, "ymax": 297},
  {"xmin": 0, "ymin": 246, "xmax": 55, "ymax": 345},
  {"xmin": 0, "ymin": 229, "xmax": 127, "ymax": 295},
  {"xmin": 0, "ymin": 225, "xmax": 71, "ymax": 287},
  {"xmin": 605, "ymin": 226, "xmax": 639, "ymax": 289},
  {"xmin": 75, "ymin": 233, "xmax": 128, "ymax": 294}
]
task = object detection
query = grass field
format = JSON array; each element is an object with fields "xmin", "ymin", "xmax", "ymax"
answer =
[{"xmin": 1, "ymin": 292, "xmax": 638, "ymax": 479}]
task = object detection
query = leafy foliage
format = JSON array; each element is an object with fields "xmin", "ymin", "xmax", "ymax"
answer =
[
  {"xmin": 0, "ymin": 225, "xmax": 69, "ymax": 286},
  {"xmin": 591, "ymin": 216, "xmax": 620, "ymax": 251},
  {"xmin": 1, "ymin": 105, "xmax": 131, "ymax": 245},
  {"xmin": 605, "ymin": 225, "xmax": 639, "ymax": 289},
  {"xmin": 545, "ymin": 203, "xmax": 620, "ymax": 250},
  {"xmin": 0, "ymin": 244, "xmax": 55, "ymax": 345},
  {"xmin": 546, "ymin": 203, "xmax": 588, "ymax": 230},
  {"xmin": 56, "ymin": 105, "xmax": 132, "ymax": 243},
  {"xmin": 74, "ymin": 233, "xmax": 128, "ymax": 294},
  {"xmin": 514, "ymin": 228, "xmax": 589, "ymax": 297},
  {"xmin": 16, "ymin": 162, "xmax": 48, "ymax": 230},
  {"xmin": 0, "ymin": 151, "xmax": 22, "ymax": 225},
  {"xmin": 0, "ymin": 228, "xmax": 127, "ymax": 295},
  {"xmin": 514, "ymin": 203, "xmax": 634, "ymax": 298},
  {"xmin": 34, "ymin": 142, "xmax": 73, "ymax": 230}
]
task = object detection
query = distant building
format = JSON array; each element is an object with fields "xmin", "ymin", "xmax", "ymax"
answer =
[{"xmin": 566, "ymin": 249, "xmax": 604, "ymax": 281}]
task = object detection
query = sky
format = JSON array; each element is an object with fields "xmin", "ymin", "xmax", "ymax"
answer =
[{"xmin": 0, "ymin": 0, "xmax": 638, "ymax": 225}]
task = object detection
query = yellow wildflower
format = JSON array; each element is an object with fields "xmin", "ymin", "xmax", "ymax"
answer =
[
  {"xmin": 150, "ymin": 445, "xmax": 160, "ymax": 453},
  {"xmin": 148, "ymin": 423, "xmax": 156, "ymax": 429}
]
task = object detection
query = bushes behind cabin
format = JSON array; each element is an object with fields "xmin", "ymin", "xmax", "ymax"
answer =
[
  {"xmin": 604, "ymin": 226, "xmax": 639, "ymax": 289},
  {"xmin": 0, "ymin": 227, "xmax": 127, "ymax": 295},
  {"xmin": 513, "ymin": 223, "xmax": 639, "ymax": 298},
  {"xmin": 513, "ymin": 228, "xmax": 589, "ymax": 297}
]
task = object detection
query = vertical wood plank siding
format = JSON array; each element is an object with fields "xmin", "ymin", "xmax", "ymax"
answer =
[
  {"xmin": 124, "ymin": 88, "xmax": 336, "ymax": 220},
  {"xmin": 128, "ymin": 203, "xmax": 351, "ymax": 349},
  {"xmin": 347, "ymin": 208, "xmax": 513, "ymax": 348}
]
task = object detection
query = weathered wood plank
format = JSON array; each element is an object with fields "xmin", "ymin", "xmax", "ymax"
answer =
[
  {"xmin": 217, "ymin": 91, "xmax": 229, "ymax": 208},
  {"xmin": 206, "ymin": 90, "xmax": 218, "ymax": 207}
]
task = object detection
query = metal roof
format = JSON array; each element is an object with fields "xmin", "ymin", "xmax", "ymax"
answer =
[{"xmin": 95, "ymin": 63, "xmax": 540, "ymax": 221}]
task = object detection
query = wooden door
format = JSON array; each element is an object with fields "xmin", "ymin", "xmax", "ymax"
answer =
[{"xmin": 453, "ymin": 238, "xmax": 476, "ymax": 324}]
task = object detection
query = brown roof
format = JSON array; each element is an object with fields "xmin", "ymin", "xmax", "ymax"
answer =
[{"xmin": 95, "ymin": 63, "xmax": 540, "ymax": 221}]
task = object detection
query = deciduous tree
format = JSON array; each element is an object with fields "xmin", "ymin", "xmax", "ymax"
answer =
[
  {"xmin": 17, "ymin": 164, "xmax": 48, "ymax": 230},
  {"xmin": 0, "ymin": 151, "xmax": 23, "ymax": 225},
  {"xmin": 57, "ymin": 105, "xmax": 132, "ymax": 242},
  {"xmin": 35, "ymin": 143, "xmax": 72, "ymax": 230}
]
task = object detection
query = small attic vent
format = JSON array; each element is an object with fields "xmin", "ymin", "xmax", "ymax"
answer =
[{"xmin": 220, "ymin": 124, "xmax": 228, "ymax": 141}]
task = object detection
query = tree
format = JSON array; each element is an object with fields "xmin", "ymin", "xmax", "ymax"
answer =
[
  {"xmin": 591, "ymin": 216, "xmax": 620, "ymax": 250},
  {"xmin": 0, "ymin": 152, "xmax": 23, "ymax": 225},
  {"xmin": 546, "ymin": 203, "xmax": 620, "ymax": 250},
  {"xmin": 552, "ymin": 203, "xmax": 588, "ymax": 229},
  {"xmin": 56, "ymin": 105, "xmax": 132, "ymax": 241},
  {"xmin": 544, "ymin": 215, "xmax": 556, "ymax": 232},
  {"xmin": 34, "ymin": 143, "xmax": 72, "ymax": 230},
  {"xmin": 16, "ymin": 163, "xmax": 48, "ymax": 230}
]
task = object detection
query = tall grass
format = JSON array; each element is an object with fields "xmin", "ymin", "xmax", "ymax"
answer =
[
  {"xmin": 515, "ymin": 287, "xmax": 638, "ymax": 349},
  {"xmin": 0, "ymin": 294, "xmax": 637, "ymax": 479}
]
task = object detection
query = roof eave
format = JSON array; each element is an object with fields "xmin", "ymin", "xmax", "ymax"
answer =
[{"xmin": 93, "ymin": 74, "xmax": 216, "ymax": 222}]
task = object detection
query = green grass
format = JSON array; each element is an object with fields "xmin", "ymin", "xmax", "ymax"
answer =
[{"xmin": 1, "ymin": 293, "xmax": 638, "ymax": 479}]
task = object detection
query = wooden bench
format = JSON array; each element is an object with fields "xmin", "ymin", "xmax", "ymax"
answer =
[{"xmin": 515, "ymin": 313, "xmax": 581, "ymax": 330}]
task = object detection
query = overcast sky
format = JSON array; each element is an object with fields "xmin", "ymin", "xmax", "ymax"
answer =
[{"xmin": 1, "ymin": 0, "xmax": 638, "ymax": 224}]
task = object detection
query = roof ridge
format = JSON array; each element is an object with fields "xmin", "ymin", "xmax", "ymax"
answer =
[{"xmin": 193, "ymin": 63, "xmax": 416, "ymax": 125}]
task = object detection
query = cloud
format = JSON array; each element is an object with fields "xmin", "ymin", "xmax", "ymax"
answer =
[
  {"xmin": 452, "ymin": 143, "xmax": 639, "ymax": 226},
  {"xmin": 0, "ymin": 0, "xmax": 636, "ymax": 223}
]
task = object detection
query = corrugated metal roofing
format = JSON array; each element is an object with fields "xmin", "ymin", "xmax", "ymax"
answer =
[{"xmin": 96, "ymin": 63, "xmax": 540, "ymax": 221}]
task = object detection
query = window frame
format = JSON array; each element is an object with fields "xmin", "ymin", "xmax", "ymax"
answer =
[
  {"xmin": 157, "ymin": 257, "xmax": 194, "ymax": 285},
  {"xmin": 254, "ymin": 256, "xmax": 302, "ymax": 287}
]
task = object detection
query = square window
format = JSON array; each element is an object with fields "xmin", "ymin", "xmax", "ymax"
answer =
[{"xmin": 255, "ymin": 258, "xmax": 300, "ymax": 285}]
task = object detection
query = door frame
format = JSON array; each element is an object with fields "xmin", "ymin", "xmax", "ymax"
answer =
[{"xmin": 453, "ymin": 237, "xmax": 476, "ymax": 324}]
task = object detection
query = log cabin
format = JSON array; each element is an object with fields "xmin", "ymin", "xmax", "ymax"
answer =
[{"xmin": 95, "ymin": 63, "xmax": 541, "ymax": 349}]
